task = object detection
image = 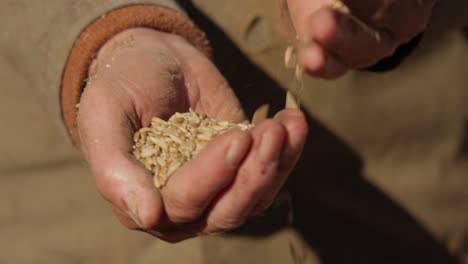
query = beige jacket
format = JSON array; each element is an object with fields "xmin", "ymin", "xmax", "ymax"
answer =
[{"xmin": 1, "ymin": 0, "xmax": 467, "ymax": 263}]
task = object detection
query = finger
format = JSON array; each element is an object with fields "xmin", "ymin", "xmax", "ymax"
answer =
[
  {"xmin": 160, "ymin": 130, "xmax": 252, "ymax": 224},
  {"xmin": 280, "ymin": 2, "xmax": 347, "ymax": 79},
  {"xmin": 304, "ymin": 8, "xmax": 396, "ymax": 69},
  {"xmin": 297, "ymin": 41, "xmax": 348, "ymax": 79},
  {"xmin": 341, "ymin": 0, "xmax": 435, "ymax": 41},
  {"xmin": 173, "ymin": 39, "xmax": 247, "ymax": 123},
  {"xmin": 77, "ymin": 81, "xmax": 164, "ymax": 231},
  {"xmin": 203, "ymin": 120, "xmax": 286, "ymax": 233},
  {"xmin": 253, "ymin": 109, "xmax": 309, "ymax": 213}
]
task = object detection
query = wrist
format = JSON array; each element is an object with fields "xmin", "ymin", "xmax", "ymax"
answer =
[{"xmin": 90, "ymin": 28, "xmax": 191, "ymax": 78}]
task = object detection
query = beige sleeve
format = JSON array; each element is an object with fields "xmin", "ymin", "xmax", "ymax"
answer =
[{"xmin": 0, "ymin": 0, "xmax": 210, "ymax": 146}]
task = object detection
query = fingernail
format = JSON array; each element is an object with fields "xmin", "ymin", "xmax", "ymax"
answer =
[
  {"xmin": 258, "ymin": 130, "xmax": 279, "ymax": 162},
  {"xmin": 147, "ymin": 230, "xmax": 165, "ymax": 238},
  {"xmin": 226, "ymin": 133, "xmax": 248, "ymax": 167},
  {"xmin": 125, "ymin": 192, "xmax": 143, "ymax": 228}
]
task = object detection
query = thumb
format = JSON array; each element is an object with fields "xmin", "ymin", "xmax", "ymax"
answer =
[
  {"xmin": 77, "ymin": 80, "xmax": 163, "ymax": 231},
  {"xmin": 179, "ymin": 45, "xmax": 246, "ymax": 123}
]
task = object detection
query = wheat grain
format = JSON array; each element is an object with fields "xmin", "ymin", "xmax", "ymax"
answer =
[{"xmin": 132, "ymin": 110, "xmax": 253, "ymax": 188}]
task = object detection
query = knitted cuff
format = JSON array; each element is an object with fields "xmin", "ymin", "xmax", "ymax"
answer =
[{"xmin": 61, "ymin": 4, "xmax": 212, "ymax": 146}]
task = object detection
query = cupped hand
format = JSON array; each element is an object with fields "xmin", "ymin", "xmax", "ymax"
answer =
[
  {"xmin": 77, "ymin": 28, "xmax": 308, "ymax": 242},
  {"xmin": 285, "ymin": 0, "xmax": 436, "ymax": 78}
]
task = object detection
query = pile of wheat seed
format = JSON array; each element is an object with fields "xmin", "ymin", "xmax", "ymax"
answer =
[{"xmin": 133, "ymin": 110, "xmax": 253, "ymax": 188}]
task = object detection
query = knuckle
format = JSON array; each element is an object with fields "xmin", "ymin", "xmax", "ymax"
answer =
[
  {"xmin": 238, "ymin": 166, "xmax": 273, "ymax": 195},
  {"xmin": 253, "ymin": 168, "xmax": 273, "ymax": 190}
]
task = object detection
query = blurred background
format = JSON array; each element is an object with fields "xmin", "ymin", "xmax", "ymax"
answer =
[{"xmin": 0, "ymin": 0, "xmax": 467, "ymax": 263}]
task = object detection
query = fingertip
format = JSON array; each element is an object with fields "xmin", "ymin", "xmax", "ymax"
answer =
[
  {"xmin": 298, "ymin": 43, "xmax": 327, "ymax": 75},
  {"xmin": 274, "ymin": 108, "xmax": 306, "ymax": 120},
  {"xmin": 274, "ymin": 109, "xmax": 309, "ymax": 137},
  {"xmin": 299, "ymin": 44, "xmax": 348, "ymax": 79},
  {"xmin": 273, "ymin": 110, "xmax": 308, "ymax": 167}
]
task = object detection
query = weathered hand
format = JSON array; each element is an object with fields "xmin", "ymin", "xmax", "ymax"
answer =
[
  {"xmin": 284, "ymin": 0, "xmax": 436, "ymax": 78},
  {"xmin": 77, "ymin": 28, "xmax": 308, "ymax": 242}
]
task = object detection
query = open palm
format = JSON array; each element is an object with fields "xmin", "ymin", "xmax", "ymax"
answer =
[{"xmin": 77, "ymin": 28, "xmax": 308, "ymax": 242}]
